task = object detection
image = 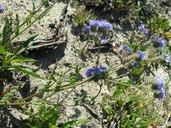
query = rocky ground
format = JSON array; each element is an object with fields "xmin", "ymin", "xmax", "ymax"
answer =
[{"xmin": 0, "ymin": 0, "xmax": 171, "ymax": 127}]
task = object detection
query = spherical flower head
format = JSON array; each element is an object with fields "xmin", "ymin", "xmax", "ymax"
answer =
[
  {"xmin": 85, "ymin": 66, "xmax": 106, "ymax": 77},
  {"xmin": 96, "ymin": 66, "xmax": 106, "ymax": 73},
  {"xmin": 118, "ymin": 45, "xmax": 131, "ymax": 54},
  {"xmin": 159, "ymin": 88, "xmax": 165, "ymax": 100},
  {"xmin": 138, "ymin": 24, "xmax": 145, "ymax": 31},
  {"xmin": 85, "ymin": 68, "xmax": 95, "ymax": 77},
  {"xmin": 155, "ymin": 76, "xmax": 164, "ymax": 89},
  {"xmin": 159, "ymin": 38, "xmax": 165, "ymax": 48},
  {"xmin": 143, "ymin": 28, "xmax": 149, "ymax": 35},
  {"xmin": 84, "ymin": 26, "xmax": 91, "ymax": 32},
  {"xmin": 151, "ymin": 35, "xmax": 160, "ymax": 40},
  {"xmin": 98, "ymin": 21, "xmax": 113, "ymax": 31},
  {"xmin": 0, "ymin": 4, "xmax": 5, "ymax": 13},
  {"xmin": 133, "ymin": 61, "xmax": 138, "ymax": 68},
  {"xmin": 101, "ymin": 39, "xmax": 108, "ymax": 44},
  {"xmin": 137, "ymin": 50, "xmax": 145, "ymax": 60},
  {"xmin": 90, "ymin": 20, "xmax": 99, "ymax": 27},
  {"xmin": 163, "ymin": 53, "xmax": 170, "ymax": 62},
  {"xmin": 138, "ymin": 24, "xmax": 148, "ymax": 35}
]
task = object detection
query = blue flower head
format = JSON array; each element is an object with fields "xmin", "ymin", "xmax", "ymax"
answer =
[
  {"xmin": 0, "ymin": 4, "xmax": 5, "ymax": 13},
  {"xmin": 96, "ymin": 66, "xmax": 106, "ymax": 73},
  {"xmin": 85, "ymin": 68, "xmax": 95, "ymax": 77},
  {"xmin": 101, "ymin": 39, "xmax": 108, "ymax": 44},
  {"xmin": 84, "ymin": 26, "xmax": 91, "ymax": 32},
  {"xmin": 159, "ymin": 38, "xmax": 165, "ymax": 48},
  {"xmin": 138, "ymin": 24, "xmax": 145, "ymax": 31},
  {"xmin": 90, "ymin": 20, "xmax": 99, "ymax": 27},
  {"xmin": 138, "ymin": 24, "xmax": 148, "ymax": 35},
  {"xmin": 85, "ymin": 66, "xmax": 106, "ymax": 77},
  {"xmin": 133, "ymin": 61, "xmax": 138, "ymax": 68},
  {"xmin": 143, "ymin": 28, "xmax": 149, "ymax": 35},
  {"xmin": 151, "ymin": 35, "xmax": 160, "ymax": 40},
  {"xmin": 118, "ymin": 45, "xmax": 131, "ymax": 54},
  {"xmin": 163, "ymin": 53, "xmax": 170, "ymax": 62},
  {"xmin": 98, "ymin": 21, "xmax": 113, "ymax": 31},
  {"xmin": 137, "ymin": 50, "xmax": 145, "ymax": 60},
  {"xmin": 159, "ymin": 88, "xmax": 165, "ymax": 100},
  {"xmin": 155, "ymin": 76, "xmax": 164, "ymax": 89}
]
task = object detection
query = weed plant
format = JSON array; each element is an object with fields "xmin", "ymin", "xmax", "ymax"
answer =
[{"xmin": 0, "ymin": 0, "xmax": 171, "ymax": 128}]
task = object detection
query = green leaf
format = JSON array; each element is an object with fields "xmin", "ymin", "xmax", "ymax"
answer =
[
  {"xmin": 61, "ymin": 119, "xmax": 89, "ymax": 128},
  {"xmin": 14, "ymin": 14, "xmax": 20, "ymax": 36},
  {"xmin": 14, "ymin": 34, "xmax": 39, "ymax": 55},
  {"xmin": 10, "ymin": 58, "xmax": 36, "ymax": 63},
  {"xmin": 0, "ymin": 45, "xmax": 6, "ymax": 55},
  {"xmin": 132, "ymin": 68, "xmax": 143, "ymax": 75},
  {"xmin": 49, "ymin": 125, "xmax": 56, "ymax": 128},
  {"xmin": 2, "ymin": 17, "xmax": 12, "ymax": 46},
  {"xmin": 31, "ymin": 101, "xmax": 43, "ymax": 105},
  {"xmin": 8, "ymin": 66, "xmax": 43, "ymax": 79}
]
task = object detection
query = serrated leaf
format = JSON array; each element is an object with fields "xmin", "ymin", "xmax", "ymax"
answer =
[
  {"xmin": 0, "ymin": 45, "xmax": 6, "ymax": 55},
  {"xmin": 14, "ymin": 34, "xmax": 39, "ymax": 55},
  {"xmin": 8, "ymin": 66, "xmax": 43, "ymax": 79},
  {"xmin": 10, "ymin": 58, "xmax": 36, "ymax": 63},
  {"xmin": 61, "ymin": 119, "xmax": 89, "ymax": 128}
]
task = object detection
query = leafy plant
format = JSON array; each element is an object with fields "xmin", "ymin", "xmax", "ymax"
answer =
[{"xmin": 72, "ymin": 1, "xmax": 96, "ymax": 26}]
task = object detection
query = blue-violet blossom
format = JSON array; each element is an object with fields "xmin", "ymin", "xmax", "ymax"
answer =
[
  {"xmin": 0, "ymin": 4, "xmax": 5, "ymax": 13},
  {"xmin": 101, "ymin": 39, "xmax": 108, "ymax": 44},
  {"xmin": 84, "ymin": 26, "xmax": 91, "ymax": 32},
  {"xmin": 89, "ymin": 20, "xmax": 113, "ymax": 31},
  {"xmin": 151, "ymin": 35, "xmax": 160, "ymax": 40},
  {"xmin": 159, "ymin": 38, "xmax": 165, "ymax": 48},
  {"xmin": 133, "ymin": 61, "xmax": 138, "ymax": 68},
  {"xmin": 90, "ymin": 20, "xmax": 99, "ymax": 27},
  {"xmin": 155, "ymin": 76, "xmax": 164, "ymax": 89},
  {"xmin": 163, "ymin": 53, "xmax": 170, "ymax": 62},
  {"xmin": 159, "ymin": 88, "xmax": 165, "ymax": 100},
  {"xmin": 151, "ymin": 35, "xmax": 165, "ymax": 48},
  {"xmin": 137, "ymin": 50, "xmax": 145, "ymax": 60},
  {"xmin": 155, "ymin": 76, "xmax": 165, "ymax": 100},
  {"xmin": 138, "ymin": 24, "xmax": 148, "ymax": 35},
  {"xmin": 85, "ymin": 66, "xmax": 106, "ymax": 77},
  {"xmin": 118, "ymin": 45, "xmax": 131, "ymax": 54}
]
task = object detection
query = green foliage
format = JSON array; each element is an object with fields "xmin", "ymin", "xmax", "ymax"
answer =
[
  {"xmin": 147, "ymin": 14, "xmax": 170, "ymax": 35},
  {"xmin": 60, "ymin": 119, "xmax": 89, "ymax": 128},
  {"xmin": 102, "ymin": 83, "xmax": 162, "ymax": 127},
  {"xmin": 22, "ymin": 102, "xmax": 61, "ymax": 128},
  {"xmin": 73, "ymin": 3, "xmax": 96, "ymax": 26}
]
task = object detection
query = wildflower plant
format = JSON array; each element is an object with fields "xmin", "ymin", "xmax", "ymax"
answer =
[{"xmin": 0, "ymin": 1, "xmax": 89, "ymax": 127}]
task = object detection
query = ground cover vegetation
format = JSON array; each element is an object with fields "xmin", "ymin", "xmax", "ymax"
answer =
[{"xmin": 0, "ymin": 0, "xmax": 171, "ymax": 127}]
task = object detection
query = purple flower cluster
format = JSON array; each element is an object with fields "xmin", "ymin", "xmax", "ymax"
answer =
[
  {"xmin": 85, "ymin": 66, "xmax": 106, "ymax": 77},
  {"xmin": 163, "ymin": 53, "xmax": 170, "ymax": 62},
  {"xmin": 151, "ymin": 35, "xmax": 165, "ymax": 48},
  {"xmin": 0, "ymin": 4, "xmax": 5, "ymax": 13},
  {"xmin": 89, "ymin": 20, "xmax": 113, "ymax": 31},
  {"xmin": 155, "ymin": 76, "xmax": 165, "ymax": 100},
  {"xmin": 133, "ymin": 61, "xmax": 138, "ymax": 68},
  {"xmin": 137, "ymin": 50, "xmax": 145, "ymax": 60},
  {"xmin": 84, "ymin": 20, "xmax": 113, "ymax": 44},
  {"xmin": 138, "ymin": 24, "xmax": 149, "ymax": 35},
  {"xmin": 118, "ymin": 45, "xmax": 132, "ymax": 54}
]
